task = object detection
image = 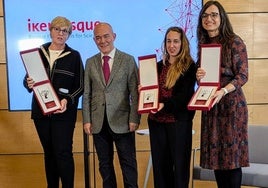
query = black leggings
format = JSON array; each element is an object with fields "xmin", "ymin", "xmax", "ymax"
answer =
[{"xmin": 214, "ymin": 168, "xmax": 242, "ymax": 188}]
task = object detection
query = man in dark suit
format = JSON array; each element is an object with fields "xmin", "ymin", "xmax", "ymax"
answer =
[{"xmin": 82, "ymin": 22, "xmax": 140, "ymax": 188}]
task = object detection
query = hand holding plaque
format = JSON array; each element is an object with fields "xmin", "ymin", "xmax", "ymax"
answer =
[
  {"xmin": 188, "ymin": 44, "xmax": 222, "ymax": 111},
  {"xmin": 20, "ymin": 48, "xmax": 61, "ymax": 115},
  {"xmin": 138, "ymin": 54, "xmax": 159, "ymax": 114}
]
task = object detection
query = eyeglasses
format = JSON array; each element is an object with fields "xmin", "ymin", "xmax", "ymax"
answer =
[
  {"xmin": 53, "ymin": 27, "xmax": 69, "ymax": 35},
  {"xmin": 201, "ymin": 12, "xmax": 219, "ymax": 20}
]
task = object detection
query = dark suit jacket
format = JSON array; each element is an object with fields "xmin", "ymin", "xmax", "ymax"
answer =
[{"xmin": 82, "ymin": 49, "xmax": 140, "ymax": 134}]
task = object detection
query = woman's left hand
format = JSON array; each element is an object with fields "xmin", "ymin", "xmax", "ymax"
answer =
[
  {"xmin": 211, "ymin": 89, "xmax": 225, "ymax": 107},
  {"xmin": 54, "ymin": 99, "xmax": 67, "ymax": 114},
  {"xmin": 150, "ymin": 103, "xmax": 164, "ymax": 114}
]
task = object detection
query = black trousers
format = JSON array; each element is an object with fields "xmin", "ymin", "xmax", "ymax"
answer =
[
  {"xmin": 34, "ymin": 119, "xmax": 75, "ymax": 188},
  {"xmin": 148, "ymin": 119, "xmax": 193, "ymax": 188},
  {"xmin": 214, "ymin": 168, "xmax": 242, "ymax": 188},
  {"xmin": 93, "ymin": 114, "xmax": 138, "ymax": 188}
]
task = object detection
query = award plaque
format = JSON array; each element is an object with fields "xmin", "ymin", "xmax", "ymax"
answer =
[
  {"xmin": 138, "ymin": 54, "xmax": 159, "ymax": 114},
  {"xmin": 20, "ymin": 48, "xmax": 61, "ymax": 115},
  {"xmin": 188, "ymin": 44, "xmax": 222, "ymax": 111}
]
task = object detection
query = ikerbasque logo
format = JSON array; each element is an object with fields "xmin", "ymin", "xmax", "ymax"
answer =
[{"xmin": 27, "ymin": 18, "xmax": 100, "ymax": 33}]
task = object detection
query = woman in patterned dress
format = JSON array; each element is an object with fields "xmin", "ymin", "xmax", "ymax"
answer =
[{"xmin": 196, "ymin": 1, "xmax": 249, "ymax": 188}]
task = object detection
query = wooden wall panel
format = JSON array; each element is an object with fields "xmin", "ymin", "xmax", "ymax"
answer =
[
  {"xmin": 204, "ymin": 0, "xmax": 268, "ymax": 13},
  {"xmin": 253, "ymin": 13, "xmax": 268, "ymax": 58},
  {"xmin": 0, "ymin": 65, "xmax": 8, "ymax": 109},
  {"xmin": 204, "ymin": 0, "xmax": 253, "ymax": 12},
  {"xmin": 253, "ymin": 0, "xmax": 268, "ymax": 12},
  {"xmin": 229, "ymin": 14, "xmax": 254, "ymax": 58},
  {"xmin": 248, "ymin": 105, "xmax": 268, "ymax": 124},
  {"xmin": 0, "ymin": 18, "xmax": 6, "ymax": 64},
  {"xmin": 243, "ymin": 60, "xmax": 268, "ymax": 104},
  {"xmin": 0, "ymin": 0, "xmax": 2, "ymax": 16},
  {"xmin": 250, "ymin": 60, "xmax": 268, "ymax": 103},
  {"xmin": 0, "ymin": 111, "xmax": 41, "ymax": 153}
]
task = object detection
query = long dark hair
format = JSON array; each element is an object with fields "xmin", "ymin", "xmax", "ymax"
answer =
[{"xmin": 197, "ymin": 1, "xmax": 236, "ymax": 59}]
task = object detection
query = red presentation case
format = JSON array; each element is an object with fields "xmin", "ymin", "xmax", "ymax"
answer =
[
  {"xmin": 188, "ymin": 44, "xmax": 222, "ymax": 111},
  {"xmin": 138, "ymin": 54, "xmax": 159, "ymax": 114},
  {"xmin": 20, "ymin": 48, "xmax": 61, "ymax": 115}
]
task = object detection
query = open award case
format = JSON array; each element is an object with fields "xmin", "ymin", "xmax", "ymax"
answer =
[
  {"xmin": 188, "ymin": 44, "xmax": 222, "ymax": 111},
  {"xmin": 20, "ymin": 48, "xmax": 61, "ymax": 115},
  {"xmin": 138, "ymin": 54, "xmax": 159, "ymax": 114}
]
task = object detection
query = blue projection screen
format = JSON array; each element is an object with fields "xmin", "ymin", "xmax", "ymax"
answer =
[{"xmin": 4, "ymin": 0, "xmax": 202, "ymax": 111}]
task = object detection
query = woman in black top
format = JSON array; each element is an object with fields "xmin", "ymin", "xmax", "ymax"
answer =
[
  {"xmin": 147, "ymin": 26, "xmax": 197, "ymax": 188},
  {"xmin": 23, "ymin": 16, "xmax": 84, "ymax": 188}
]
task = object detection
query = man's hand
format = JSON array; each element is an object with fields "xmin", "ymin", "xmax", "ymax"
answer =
[
  {"xmin": 129, "ymin": 122, "xmax": 139, "ymax": 132},
  {"xmin": 84, "ymin": 123, "xmax": 93, "ymax": 135}
]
